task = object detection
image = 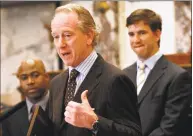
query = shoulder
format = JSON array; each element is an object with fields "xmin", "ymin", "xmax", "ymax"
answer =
[
  {"xmin": 155, "ymin": 58, "xmax": 191, "ymax": 87},
  {"xmin": 103, "ymin": 62, "xmax": 134, "ymax": 86},
  {"xmin": 1, "ymin": 101, "xmax": 26, "ymax": 122},
  {"xmin": 94, "ymin": 54, "xmax": 125, "ymax": 77},
  {"xmin": 165, "ymin": 59, "xmax": 189, "ymax": 77},
  {"xmin": 50, "ymin": 70, "xmax": 67, "ymax": 85},
  {"xmin": 103, "ymin": 61, "xmax": 125, "ymax": 76},
  {"xmin": 123, "ymin": 63, "xmax": 136, "ymax": 73},
  {"xmin": 94, "ymin": 55, "xmax": 133, "ymax": 81}
]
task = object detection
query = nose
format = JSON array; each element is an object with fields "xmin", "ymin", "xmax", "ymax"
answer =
[
  {"xmin": 27, "ymin": 77, "xmax": 35, "ymax": 85},
  {"xmin": 58, "ymin": 36, "xmax": 67, "ymax": 48},
  {"xmin": 133, "ymin": 34, "xmax": 141, "ymax": 43}
]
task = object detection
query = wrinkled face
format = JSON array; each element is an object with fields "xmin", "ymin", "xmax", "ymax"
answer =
[
  {"xmin": 18, "ymin": 65, "xmax": 49, "ymax": 102},
  {"xmin": 127, "ymin": 21, "xmax": 160, "ymax": 60},
  {"xmin": 51, "ymin": 12, "xmax": 93, "ymax": 67}
]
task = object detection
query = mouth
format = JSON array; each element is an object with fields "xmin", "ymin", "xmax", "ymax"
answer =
[
  {"xmin": 134, "ymin": 44, "xmax": 144, "ymax": 48},
  {"xmin": 61, "ymin": 52, "xmax": 71, "ymax": 57},
  {"xmin": 28, "ymin": 88, "xmax": 38, "ymax": 93}
]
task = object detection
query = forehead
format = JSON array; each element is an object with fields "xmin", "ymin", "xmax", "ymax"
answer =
[
  {"xmin": 17, "ymin": 63, "xmax": 44, "ymax": 76},
  {"xmin": 128, "ymin": 21, "xmax": 151, "ymax": 31},
  {"xmin": 51, "ymin": 12, "xmax": 79, "ymax": 32}
]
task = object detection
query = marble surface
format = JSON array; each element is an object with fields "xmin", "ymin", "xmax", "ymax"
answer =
[
  {"xmin": 175, "ymin": 2, "xmax": 191, "ymax": 53},
  {"xmin": 1, "ymin": 3, "xmax": 57, "ymax": 94}
]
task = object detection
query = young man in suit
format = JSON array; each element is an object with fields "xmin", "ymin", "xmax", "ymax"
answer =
[
  {"xmin": 2, "ymin": 59, "xmax": 50, "ymax": 136},
  {"xmin": 123, "ymin": 9, "xmax": 192, "ymax": 136},
  {"xmin": 49, "ymin": 3, "xmax": 141, "ymax": 136}
]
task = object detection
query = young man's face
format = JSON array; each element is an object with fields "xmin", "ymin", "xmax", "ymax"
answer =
[
  {"xmin": 18, "ymin": 63, "xmax": 49, "ymax": 102},
  {"xmin": 127, "ymin": 21, "xmax": 161, "ymax": 60},
  {"xmin": 51, "ymin": 12, "xmax": 94, "ymax": 67}
]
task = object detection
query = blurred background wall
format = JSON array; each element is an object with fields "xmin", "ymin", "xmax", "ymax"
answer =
[{"xmin": 0, "ymin": 1, "xmax": 191, "ymax": 106}]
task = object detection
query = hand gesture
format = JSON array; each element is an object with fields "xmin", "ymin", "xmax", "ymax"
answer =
[{"xmin": 64, "ymin": 90, "xmax": 98, "ymax": 129}]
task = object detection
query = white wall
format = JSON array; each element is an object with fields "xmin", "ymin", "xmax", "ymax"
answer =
[{"xmin": 120, "ymin": 1, "xmax": 175, "ymax": 69}]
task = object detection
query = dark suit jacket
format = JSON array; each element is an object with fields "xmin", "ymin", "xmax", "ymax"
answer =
[
  {"xmin": 123, "ymin": 56, "xmax": 192, "ymax": 136},
  {"xmin": 48, "ymin": 55, "xmax": 142, "ymax": 136},
  {"xmin": 1, "ymin": 101, "xmax": 29, "ymax": 136}
]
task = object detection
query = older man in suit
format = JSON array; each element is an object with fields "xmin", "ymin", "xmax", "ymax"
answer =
[
  {"xmin": 48, "ymin": 3, "xmax": 141, "ymax": 136},
  {"xmin": 123, "ymin": 9, "xmax": 191, "ymax": 136},
  {"xmin": 2, "ymin": 59, "xmax": 50, "ymax": 136}
]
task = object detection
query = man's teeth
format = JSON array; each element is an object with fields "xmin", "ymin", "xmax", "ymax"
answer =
[{"xmin": 63, "ymin": 53, "xmax": 70, "ymax": 56}]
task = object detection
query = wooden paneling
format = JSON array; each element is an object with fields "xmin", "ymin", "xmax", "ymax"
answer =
[
  {"xmin": 165, "ymin": 53, "xmax": 192, "ymax": 75},
  {"xmin": 165, "ymin": 53, "xmax": 191, "ymax": 66}
]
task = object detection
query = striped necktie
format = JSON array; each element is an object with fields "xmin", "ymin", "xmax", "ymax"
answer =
[
  {"xmin": 29, "ymin": 104, "xmax": 37, "ymax": 121},
  {"xmin": 137, "ymin": 63, "xmax": 146, "ymax": 95}
]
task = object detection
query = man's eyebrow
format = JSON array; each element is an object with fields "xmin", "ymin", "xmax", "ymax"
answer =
[
  {"xmin": 20, "ymin": 74, "xmax": 27, "ymax": 76},
  {"xmin": 19, "ymin": 74, "xmax": 28, "ymax": 78},
  {"xmin": 138, "ymin": 30, "xmax": 146, "ymax": 32},
  {"xmin": 128, "ymin": 32, "xmax": 134, "ymax": 35}
]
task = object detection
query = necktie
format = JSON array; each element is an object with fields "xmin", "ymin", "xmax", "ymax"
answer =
[
  {"xmin": 64, "ymin": 69, "xmax": 79, "ymax": 107},
  {"xmin": 137, "ymin": 63, "xmax": 146, "ymax": 95},
  {"xmin": 29, "ymin": 104, "xmax": 37, "ymax": 121}
]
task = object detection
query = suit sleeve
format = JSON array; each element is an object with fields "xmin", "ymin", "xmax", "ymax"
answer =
[
  {"xmin": 97, "ymin": 74, "xmax": 142, "ymax": 136},
  {"xmin": 149, "ymin": 71, "xmax": 192, "ymax": 136}
]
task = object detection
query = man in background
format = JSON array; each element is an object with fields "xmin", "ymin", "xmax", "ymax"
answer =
[
  {"xmin": 48, "ymin": 3, "xmax": 141, "ymax": 136},
  {"xmin": 2, "ymin": 59, "xmax": 50, "ymax": 136},
  {"xmin": 123, "ymin": 9, "xmax": 191, "ymax": 136}
]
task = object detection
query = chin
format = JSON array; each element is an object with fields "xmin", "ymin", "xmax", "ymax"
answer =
[
  {"xmin": 137, "ymin": 54, "xmax": 145, "ymax": 59},
  {"xmin": 62, "ymin": 60, "xmax": 72, "ymax": 66},
  {"xmin": 66, "ymin": 61, "xmax": 77, "ymax": 67},
  {"xmin": 29, "ymin": 92, "xmax": 42, "ymax": 98}
]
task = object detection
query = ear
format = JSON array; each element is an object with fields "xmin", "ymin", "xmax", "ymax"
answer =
[
  {"xmin": 44, "ymin": 73, "xmax": 50, "ymax": 81},
  {"xmin": 154, "ymin": 29, "xmax": 161, "ymax": 42},
  {"xmin": 86, "ymin": 30, "xmax": 94, "ymax": 46}
]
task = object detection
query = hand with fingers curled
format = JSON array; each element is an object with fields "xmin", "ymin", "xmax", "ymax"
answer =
[{"xmin": 64, "ymin": 90, "xmax": 98, "ymax": 129}]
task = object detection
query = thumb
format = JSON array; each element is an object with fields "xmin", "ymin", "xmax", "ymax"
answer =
[{"xmin": 81, "ymin": 90, "xmax": 90, "ymax": 107}]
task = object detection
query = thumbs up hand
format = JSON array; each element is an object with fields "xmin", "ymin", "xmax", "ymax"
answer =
[
  {"xmin": 81, "ymin": 90, "xmax": 94, "ymax": 109},
  {"xmin": 64, "ymin": 90, "xmax": 98, "ymax": 129},
  {"xmin": 81, "ymin": 90, "xmax": 90, "ymax": 105}
]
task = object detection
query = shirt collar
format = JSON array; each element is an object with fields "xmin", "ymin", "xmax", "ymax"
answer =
[
  {"xmin": 137, "ymin": 50, "xmax": 163, "ymax": 70},
  {"xmin": 69, "ymin": 50, "xmax": 98, "ymax": 76},
  {"xmin": 26, "ymin": 91, "xmax": 49, "ymax": 114}
]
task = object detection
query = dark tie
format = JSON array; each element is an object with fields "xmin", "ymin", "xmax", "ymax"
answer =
[
  {"xmin": 64, "ymin": 69, "xmax": 79, "ymax": 107},
  {"xmin": 29, "ymin": 104, "xmax": 37, "ymax": 121}
]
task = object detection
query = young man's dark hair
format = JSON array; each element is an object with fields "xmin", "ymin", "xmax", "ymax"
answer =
[{"xmin": 126, "ymin": 9, "xmax": 162, "ymax": 47}]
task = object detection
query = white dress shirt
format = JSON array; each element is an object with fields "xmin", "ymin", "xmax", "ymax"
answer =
[
  {"xmin": 26, "ymin": 91, "xmax": 49, "ymax": 120},
  {"xmin": 136, "ymin": 50, "xmax": 163, "ymax": 93},
  {"xmin": 68, "ymin": 50, "xmax": 98, "ymax": 95}
]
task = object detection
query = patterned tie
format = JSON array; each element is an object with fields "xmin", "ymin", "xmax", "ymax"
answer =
[
  {"xmin": 29, "ymin": 104, "xmax": 37, "ymax": 121},
  {"xmin": 64, "ymin": 69, "xmax": 80, "ymax": 107},
  {"xmin": 137, "ymin": 63, "xmax": 146, "ymax": 95}
]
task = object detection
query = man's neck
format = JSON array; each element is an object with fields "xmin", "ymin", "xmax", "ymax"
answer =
[{"xmin": 28, "ymin": 90, "xmax": 48, "ymax": 104}]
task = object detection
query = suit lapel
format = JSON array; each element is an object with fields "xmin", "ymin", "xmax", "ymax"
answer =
[
  {"xmin": 138, "ymin": 56, "xmax": 167, "ymax": 104},
  {"xmin": 74, "ymin": 56, "xmax": 102, "ymax": 103},
  {"xmin": 53, "ymin": 71, "xmax": 69, "ymax": 127},
  {"xmin": 18, "ymin": 104, "xmax": 29, "ymax": 135},
  {"xmin": 60, "ymin": 56, "xmax": 102, "ymax": 129}
]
